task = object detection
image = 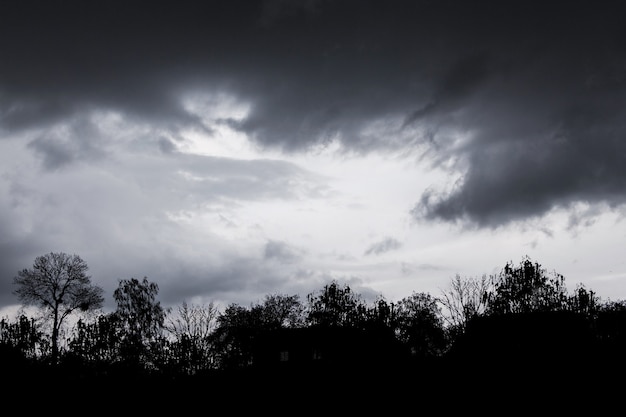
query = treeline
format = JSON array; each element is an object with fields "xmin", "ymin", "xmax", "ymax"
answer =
[{"xmin": 2, "ymin": 253, "xmax": 626, "ymax": 393}]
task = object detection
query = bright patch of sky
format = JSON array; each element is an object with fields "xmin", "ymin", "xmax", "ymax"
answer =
[{"xmin": 164, "ymin": 92, "xmax": 626, "ymax": 304}]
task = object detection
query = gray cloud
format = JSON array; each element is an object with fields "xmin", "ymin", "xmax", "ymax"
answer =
[
  {"xmin": 2, "ymin": 0, "xmax": 626, "ymax": 314},
  {"xmin": 0, "ymin": 132, "xmax": 328, "ymax": 311},
  {"xmin": 263, "ymin": 240, "xmax": 304, "ymax": 264},
  {"xmin": 411, "ymin": 79, "xmax": 626, "ymax": 227},
  {"xmin": 364, "ymin": 237, "xmax": 402, "ymax": 256},
  {"xmin": 152, "ymin": 255, "xmax": 291, "ymax": 310},
  {"xmin": 2, "ymin": 0, "xmax": 623, "ymax": 228},
  {"xmin": 26, "ymin": 118, "xmax": 108, "ymax": 171},
  {"xmin": 400, "ymin": 262, "xmax": 443, "ymax": 276}
]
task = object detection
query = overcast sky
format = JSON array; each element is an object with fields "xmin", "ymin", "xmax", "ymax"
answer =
[{"xmin": 2, "ymin": 0, "xmax": 626, "ymax": 316}]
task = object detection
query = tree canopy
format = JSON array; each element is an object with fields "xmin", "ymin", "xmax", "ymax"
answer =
[
  {"xmin": 12, "ymin": 252, "xmax": 104, "ymax": 363},
  {"xmin": 5, "ymin": 253, "xmax": 626, "ymax": 392}
]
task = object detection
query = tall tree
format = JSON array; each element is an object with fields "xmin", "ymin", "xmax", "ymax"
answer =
[
  {"xmin": 112, "ymin": 276, "xmax": 168, "ymax": 371},
  {"xmin": 260, "ymin": 293, "xmax": 305, "ymax": 329},
  {"xmin": 306, "ymin": 281, "xmax": 367, "ymax": 328},
  {"xmin": 394, "ymin": 292, "xmax": 447, "ymax": 359},
  {"xmin": 211, "ymin": 303, "xmax": 262, "ymax": 370},
  {"xmin": 485, "ymin": 256, "xmax": 568, "ymax": 315},
  {"xmin": 13, "ymin": 252, "xmax": 104, "ymax": 364},
  {"xmin": 567, "ymin": 284, "xmax": 600, "ymax": 316}
]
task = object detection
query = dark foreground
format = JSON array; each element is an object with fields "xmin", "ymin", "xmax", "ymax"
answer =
[{"xmin": 5, "ymin": 355, "xmax": 624, "ymax": 414}]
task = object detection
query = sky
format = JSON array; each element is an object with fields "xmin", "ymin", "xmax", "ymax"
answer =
[{"xmin": 2, "ymin": 0, "xmax": 626, "ymax": 317}]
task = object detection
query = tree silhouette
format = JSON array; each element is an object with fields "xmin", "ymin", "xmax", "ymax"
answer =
[
  {"xmin": 305, "ymin": 281, "xmax": 367, "ymax": 328},
  {"xmin": 210, "ymin": 294, "xmax": 305, "ymax": 370},
  {"xmin": 567, "ymin": 284, "xmax": 600, "ymax": 316},
  {"xmin": 211, "ymin": 303, "xmax": 262, "ymax": 370},
  {"xmin": 485, "ymin": 256, "xmax": 568, "ymax": 315},
  {"xmin": 260, "ymin": 293, "xmax": 305, "ymax": 329},
  {"xmin": 439, "ymin": 274, "xmax": 490, "ymax": 337},
  {"xmin": 1, "ymin": 314, "xmax": 48, "ymax": 374},
  {"xmin": 448, "ymin": 257, "xmax": 600, "ymax": 376},
  {"xmin": 13, "ymin": 252, "xmax": 104, "ymax": 364},
  {"xmin": 65, "ymin": 313, "xmax": 120, "ymax": 374},
  {"xmin": 112, "ymin": 276, "xmax": 168, "ymax": 372},
  {"xmin": 165, "ymin": 301, "xmax": 218, "ymax": 375},
  {"xmin": 6, "ymin": 254, "xmax": 626, "ymax": 398},
  {"xmin": 366, "ymin": 296, "xmax": 396, "ymax": 329},
  {"xmin": 394, "ymin": 291, "xmax": 447, "ymax": 359}
]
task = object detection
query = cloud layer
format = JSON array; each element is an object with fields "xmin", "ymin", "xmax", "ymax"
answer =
[
  {"xmin": 2, "ymin": 0, "xmax": 626, "ymax": 311},
  {"xmin": 3, "ymin": 1, "xmax": 625, "ymax": 229}
]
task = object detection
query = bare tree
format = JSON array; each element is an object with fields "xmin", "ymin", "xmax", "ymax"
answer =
[
  {"xmin": 166, "ymin": 301, "xmax": 218, "ymax": 340},
  {"xmin": 13, "ymin": 252, "xmax": 104, "ymax": 364},
  {"xmin": 165, "ymin": 301, "xmax": 219, "ymax": 374},
  {"xmin": 439, "ymin": 274, "xmax": 490, "ymax": 333}
]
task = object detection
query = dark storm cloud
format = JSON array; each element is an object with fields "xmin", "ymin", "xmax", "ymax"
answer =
[
  {"xmin": 411, "ymin": 60, "xmax": 626, "ymax": 227},
  {"xmin": 2, "ymin": 0, "xmax": 626, "ymax": 227}
]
